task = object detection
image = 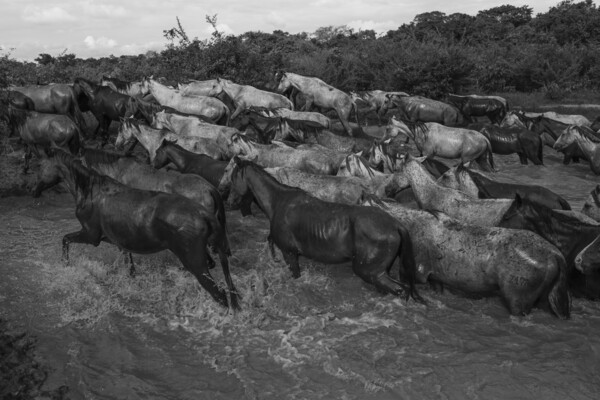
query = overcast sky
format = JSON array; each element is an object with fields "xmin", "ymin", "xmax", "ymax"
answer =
[{"xmin": 1, "ymin": 0, "xmax": 561, "ymax": 61}]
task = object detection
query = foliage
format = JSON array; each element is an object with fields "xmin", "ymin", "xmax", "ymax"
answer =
[{"xmin": 2, "ymin": 2, "xmax": 600, "ymax": 99}]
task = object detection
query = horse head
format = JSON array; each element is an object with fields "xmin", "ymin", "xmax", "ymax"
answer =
[
  {"xmin": 115, "ymin": 117, "xmax": 140, "ymax": 149},
  {"xmin": 225, "ymin": 156, "xmax": 258, "ymax": 212},
  {"xmin": 153, "ymin": 137, "xmax": 177, "ymax": 169},
  {"xmin": 208, "ymin": 78, "xmax": 226, "ymax": 97},
  {"xmin": 336, "ymin": 153, "xmax": 378, "ymax": 178},
  {"xmin": 582, "ymin": 185, "xmax": 600, "ymax": 222},
  {"xmin": 228, "ymin": 132, "xmax": 255, "ymax": 158},
  {"xmin": 575, "ymin": 233, "xmax": 600, "ymax": 275},
  {"xmin": 553, "ymin": 126, "xmax": 578, "ymax": 151},
  {"xmin": 275, "ymin": 72, "xmax": 293, "ymax": 94}
]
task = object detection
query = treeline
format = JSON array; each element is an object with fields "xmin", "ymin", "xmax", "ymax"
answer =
[{"xmin": 2, "ymin": 0, "xmax": 600, "ymax": 100}]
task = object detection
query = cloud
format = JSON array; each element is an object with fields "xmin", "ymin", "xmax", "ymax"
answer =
[
  {"xmin": 119, "ymin": 41, "xmax": 164, "ymax": 55},
  {"xmin": 84, "ymin": 36, "xmax": 118, "ymax": 49},
  {"xmin": 81, "ymin": 1, "xmax": 128, "ymax": 18},
  {"xmin": 22, "ymin": 6, "xmax": 76, "ymax": 23},
  {"xmin": 266, "ymin": 11, "xmax": 286, "ymax": 28}
]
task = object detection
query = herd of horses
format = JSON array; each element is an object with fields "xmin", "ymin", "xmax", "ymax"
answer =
[{"xmin": 4, "ymin": 70, "xmax": 600, "ymax": 320}]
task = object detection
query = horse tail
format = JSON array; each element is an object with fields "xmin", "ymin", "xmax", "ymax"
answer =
[
  {"xmin": 69, "ymin": 87, "xmax": 88, "ymax": 133},
  {"xmin": 205, "ymin": 211, "xmax": 240, "ymax": 311},
  {"xmin": 397, "ymin": 225, "xmax": 426, "ymax": 304},
  {"xmin": 485, "ymin": 139, "xmax": 496, "ymax": 172},
  {"xmin": 547, "ymin": 255, "xmax": 571, "ymax": 319},
  {"xmin": 210, "ymin": 187, "xmax": 231, "ymax": 256},
  {"xmin": 67, "ymin": 125, "xmax": 82, "ymax": 154}
]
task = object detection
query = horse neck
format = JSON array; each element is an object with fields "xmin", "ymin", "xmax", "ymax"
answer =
[
  {"xmin": 405, "ymin": 161, "xmax": 437, "ymax": 200},
  {"xmin": 84, "ymin": 156, "xmax": 124, "ymax": 181},
  {"xmin": 244, "ymin": 166, "xmax": 289, "ymax": 220},
  {"xmin": 129, "ymin": 124, "xmax": 162, "ymax": 155},
  {"xmin": 148, "ymin": 80, "xmax": 175, "ymax": 103},
  {"xmin": 221, "ymin": 82, "xmax": 243, "ymax": 100},
  {"xmin": 573, "ymin": 130, "xmax": 599, "ymax": 156},
  {"xmin": 163, "ymin": 143, "xmax": 191, "ymax": 170}
]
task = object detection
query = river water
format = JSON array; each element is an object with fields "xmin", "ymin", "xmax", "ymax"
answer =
[{"xmin": 1, "ymin": 149, "xmax": 600, "ymax": 399}]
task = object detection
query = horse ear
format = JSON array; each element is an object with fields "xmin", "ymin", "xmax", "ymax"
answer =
[
  {"xmin": 383, "ymin": 138, "xmax": 392, "ymax": 144},
  {"xmin": 514, "ymin": 193, "xmax": 523, "ymax": 206},
  {"xmin": 355, "ymin": 150, "xmax": 364, "ymax": 157},
  {"xmin": 413, "ymin": 155, "xmax": 427, "ymax": 163}
]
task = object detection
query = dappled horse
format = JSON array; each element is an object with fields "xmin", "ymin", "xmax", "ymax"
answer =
[
  {"xmin": 9, "ymin": 83, "xmax": 87, "ymax": 130},
  {"xmin": 207, "ymin": 78, "xmax": 293, "ymax": 124},
  {"xmin": 228, "ymin": 157, "xmax": 423, "ymax": 301},
  {"xmin": 386, "ymin": 117, "xmax": 495, "ymax": 171},
  {"xmin": 46, "ymin": 148, "xmax": 239, "ymax": 310},
  {"xmin": 399, "ymin": 155, "xmax": 513, "ymax": 227},
  {"xmin": 141, "ymin": 77, "xmax": 230, "ymax": 125},
  {"xmin": 438, "ymin": 164, "xmax": 571, "ymax": 210},
  {"xmin": 385, "ymin": 94, "xmax": 464, "ymax": 127},
  {"xmin": 275, "ymin": 72, "xmax": 359, "ymax": 136},
  {"xmin": 350, "ymin": 90, "xmax": 409, "ymax": 126},
  {"xmin": 115, "ymin": 118, "xmax": 228, "ymax": 161},
  {"xmin": 7, "ymin": 107, "xmax": 81, "ymax": 173},
  {"xmin": 74, "ymin": 77, "xmax": 137, "ymax": 143},
  {"xmin": 361, "ymin": 194, "xmax": 570, "ymax": 318},
  {"xmin": 554, "ymin": 125, "xmax": 600, "ymax": 175},
  {"xmin": 500, "ymin": 195, "xmax": 600, "ymax": 299}
]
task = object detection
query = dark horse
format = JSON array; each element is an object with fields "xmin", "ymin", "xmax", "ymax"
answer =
[
  {"xmin": 6, "ymin": 107, "xmax": 81, "ymax": 173},
  {"xmin": 47, "ymin": 148, "xmax": 239, "ymax": 310},
  {"xmin": 499, "ymin": 195, "xmax": 600, "ymax": 299},
  {"xmin": 469, "ymin": 123, "xmax": 543, "ymax": 165},
  {"xmin": 10, "ymin": 83, "xmax": 87, "ymax": 130},
  {"xmin": 228, "ymin": 157, "xmax": 424, "ymax": 301},
  {"xmin": 447, "ymin": 95, "xmax": 506, "ymax": 124},
  {"xmin": 152, "ymin": 140, "xmax": 229, "ymax": 189},
  {"xmin": 74, "ymin": 77, "xmax": 137, "ymax": 143},
  {"xmin": 464, "ymin": 167, "xmax": 571, "ymax": 210}
]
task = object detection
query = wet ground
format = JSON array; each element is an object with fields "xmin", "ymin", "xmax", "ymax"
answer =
[{"xmin": 1, "ymin": 129, "xmax": 600, "ymax": 399}]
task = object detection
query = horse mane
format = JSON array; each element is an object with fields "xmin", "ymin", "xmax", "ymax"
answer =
[
  {"xmin": 74, "ymin": 77, "xmax": 97, "ymax": 97},
  {"xmin": 103, "ymin": 76, "xmax": 130, "ymax": 91},
  {"xmin": 400, "ymin": 119, "xmax": 429, "ymax": 137},
  {"xmin": 235, "ymin": 159, "xmax": 301, "ymax": 192},
  {"xmin": 573, "ymin": 125, "xmax": 600, "ymax": 143},
  {"xmin": 518, "ymin": 195, "xmax": 595, "ymax": 229},
  {"xmin": 6, "ymin": 107, "xmax": 30, "ymax": 129}
]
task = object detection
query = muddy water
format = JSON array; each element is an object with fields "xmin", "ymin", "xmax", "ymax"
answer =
[{"xmin": 1, "ymin": 149, "xmax": 600, "ymax": 400}]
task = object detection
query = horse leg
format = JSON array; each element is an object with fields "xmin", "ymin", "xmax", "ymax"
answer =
[
  {"xmin": 175, "ymin": 245, "xmax": 229, "ymax": 308},
  {"xmin": 266, "ymin": 234, "xmax": 279, "ymax": 261},
  {"xmin": 22, "ymin": 146, "xmax": 33, "ymax": 174},
  {"xmin": 216, "ymin": 245, "xmax": 240, "ymax": 310},
  {"xmin": 352, "ymin": 258, "xmax": 410, "ymax": 300},
  {"xmin": 281, "ymin": 250, "xmax": 301, "ymax": 278},
  {"xmin": 229, "ymin": 106, "xmax": 245, "ymax": 125},
  {"xmin": 62, "ymin": 229, "xmax": 102, "ymax": 265},
  {"xmin": 518, "ymin": 152, "xmax": 528, "ymax": 165}
]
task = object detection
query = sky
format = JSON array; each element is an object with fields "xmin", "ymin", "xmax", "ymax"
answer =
[{"xmin": 0, "ymin": 0, "xmax": 562, "ymax": 61}]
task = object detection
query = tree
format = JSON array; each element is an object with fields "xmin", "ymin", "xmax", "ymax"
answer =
[{"xmin": 34, "ymin": 53, "xmax": 55, "ymax": 66}]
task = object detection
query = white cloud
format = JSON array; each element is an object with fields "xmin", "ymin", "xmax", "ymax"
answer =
[
  {"xmin": 84, "ymin": 36, "xmax": 118, "ymax": 49},
  {"xmin": 22, "ymin": 6, "xmax": 76, "ymax": 23},
  {"xmin": 266, "ymin": 11, "xmax": 286, "ymax": 28},
  {"xmin": 81, "ymin": 1, "xmax": 128, "ymax": 18},
  {"xmin": 119, "ymin": 41, "xmax": 164, "ymax": 55}
]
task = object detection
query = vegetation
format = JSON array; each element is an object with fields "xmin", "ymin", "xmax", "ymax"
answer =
[{"xmin": 2, "ymin": 1, "xmax": 600, "ymax": 101}]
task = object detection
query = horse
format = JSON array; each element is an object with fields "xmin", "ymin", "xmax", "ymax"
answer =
[
  {"xmin": 227, "ymin": 157, "xmax": 423, "ymax": 301},
  {"xmin": 206, "ymin": 78, "xmax": 293, "ymax": 125},
  {"xmin": 6, "ymin": 108, "xmax": 81, "ymax": 173},
  {"xmin": 73, "ymin": 77, "xmax": 137, "ymax": 143},
  {"xmin": 384, "ymin": 95, "xmax": 464, "ymax": 127},
  {"xmin": 574, "ymin": 234, "xmax": 600, "ymax": 276},
  {"xmin": 449, "ymin": 93, "xmax": 509, "ymax": 112},
  {"xmin": 152, "ymin": 110, "xmax": 241, "ymax": 141},
  {"xmin": 9, "ymin": 83, "xmax": 87, "ymax": 130},
  {"xmin": 350, "ymin": 90, "xmax": 409, "ymax": 126},
  {"xmin": 360, "ymin": 194, "xmax": 570, "ymax": 318},
  {"xmin": 100, "ymin": 76, "xmax": 146, "ymax": 98},
  {"xmin": 46, "ymin": 148, "xmax": 239, "ymax": 310},
  {"xmin": 554, "ymin": 125, "xmax": 600, "ymax": 175},
  {"xmin": 468, "ymin": 123, "xmax": 543, "ymax": 165},
  {"xmin": 386, "ymin": 117, "xmax": 495, "ymax": 171},
  {"xmin": 447, "ymin": 95, "xmax": 506, "ymax": 124},
  {"xmin": 524, "ymin": 111, "xmax": 591, "ymax": 127},
  {"xmin": 152, "ymin": 140, "xmax": 229, "ymax": 190},
  {"xmin": 581, "ymin": 185, "xmax": 600, "ymax": 222},
  {"xmin": 499, "ymin": 194, "xmax": 600, "ymax": 299},
  {"xmin": 141, "ymin": 77, "xmax": 230, "ymax": 125},
  {"xmin": 275, "ymin": 72, "xmax": 359, "ymax": 136},
  {"xmin": 267, "ymin": 107, "xmax": 331, "ymax": 130},
  {"xmin": 399, "ymin": 155, "xmax": 514, "ymax": 227},
  {"xmin": 437, "ymin": 164, "xmax": 572, "ymax": 210},
  {"xmin": 226, "ymin": 133, "xmax": 346, "ymax": 175}
]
